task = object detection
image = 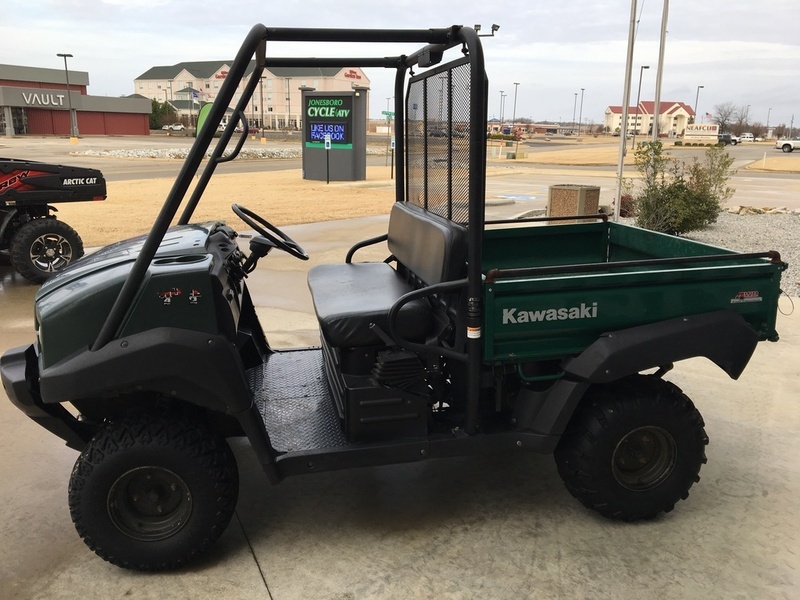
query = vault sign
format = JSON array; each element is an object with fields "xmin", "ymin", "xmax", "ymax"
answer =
[{"xmin": 305, "ymin": 95, "xmax": 353, "ymax": 149}]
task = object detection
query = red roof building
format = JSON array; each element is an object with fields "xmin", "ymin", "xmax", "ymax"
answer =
[{"xmin": 604, "ymin": 101, "xmax": 696, "ymax": 137}]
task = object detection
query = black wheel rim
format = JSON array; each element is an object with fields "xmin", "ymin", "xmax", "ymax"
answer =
[
  {"xmin": 29, "ymin": 233, "xmax": 73, "ymax": 273},
  {"xmin": 108, "ymin": 466, "xmax": 193, "ymax": 541},
  {"xmin": 612, "ymin": 426, "xmax": 677, "ymax": 491}
]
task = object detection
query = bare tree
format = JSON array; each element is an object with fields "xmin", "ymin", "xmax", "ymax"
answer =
[
  {"xmin": 731, "ymin": 105, "xmax": 752, "ymax": 135},
  {"xmin": 750, "ymin": 122, "xmax": 767, "ymax": 138},
  {"xmin": 712, "ymin": 102, "xmax": 737, "ymax": 133}
]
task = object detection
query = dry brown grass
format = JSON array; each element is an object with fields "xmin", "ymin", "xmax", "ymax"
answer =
[{"xmin": 55, "ymin": 167, "xmax": 397, "ymax": 247}]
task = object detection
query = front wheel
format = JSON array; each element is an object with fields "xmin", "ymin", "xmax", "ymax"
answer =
[
  {"xmin": 9, "ymin": 218, "xmax": 84, "ymax": 283},
  {"xmin": 554, "ymin": 375, "xmax": 708, "ymax": 521},
  {"xmin": 782, "ymin": 144, "xmax": 793, "ymax": 153},
  {"xmin": 68, "ymin": 408, "xmax": 239, "ymax": 570}
]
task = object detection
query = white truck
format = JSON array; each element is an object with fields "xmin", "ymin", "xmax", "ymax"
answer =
[{"xmin": 775, "ymin": 138, "xmax": 800, "ymax": 153}]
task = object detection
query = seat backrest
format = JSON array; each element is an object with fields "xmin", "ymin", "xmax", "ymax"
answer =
[{"xmin": 387, "ymin": 202, "xmax": 467, "ymax": 286}]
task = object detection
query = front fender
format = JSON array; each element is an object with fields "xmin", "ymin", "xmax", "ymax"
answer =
[
  {"xmin": 39, "ymin": 327, "xmax": 252, "ymax": 414},
  {"xmin": 562, "ymin": 310, "xmax": 760, "ymax": 383}
]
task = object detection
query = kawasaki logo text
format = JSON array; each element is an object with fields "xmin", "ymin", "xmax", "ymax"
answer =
[{"xmin": 502, "ymin": 302, "xmax": 598, "ymax": 324}]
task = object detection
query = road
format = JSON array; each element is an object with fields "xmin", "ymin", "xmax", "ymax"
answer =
[{"xmin": 1, "ymin": 134, "xmax": 798, "ymax": 210}]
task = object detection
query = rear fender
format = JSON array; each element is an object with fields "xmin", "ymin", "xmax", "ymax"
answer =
[
  {"xmin": 520, "ymin": 310, "xmax": 759, "ymax": 437},
  {"xmin": 561, "ymin": 310, "xmax": 760, "ymax": 383}
]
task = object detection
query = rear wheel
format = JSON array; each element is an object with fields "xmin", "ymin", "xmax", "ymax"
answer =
[
  {"xmin": 554, "ymin": 375, "xmax": 708, "ymax": 521},
  {"xmin": 782, "ymin": 144, "xmax": 793, "ymax": 153},
  {"xmin": 9, "ymin": 218, "xmax": 83, "ymax": 283},
  {"xmin": 68, "ymin": 408, "xmax": 239, "ymax": 570}
]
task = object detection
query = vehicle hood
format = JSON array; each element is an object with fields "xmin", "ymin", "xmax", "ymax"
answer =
[{"xmin": 36, "ymin": 223, "xmax": 219, "ymax": 300}]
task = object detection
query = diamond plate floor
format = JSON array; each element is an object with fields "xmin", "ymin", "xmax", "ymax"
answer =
[{"xmin": 249, "ymin": 349, "xmax": 349, "ymax": 453}]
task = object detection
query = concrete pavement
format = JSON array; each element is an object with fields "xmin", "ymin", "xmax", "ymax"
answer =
[{"xmin": 1, "ymin": 213, "xmax": 799, "ymax": 599}]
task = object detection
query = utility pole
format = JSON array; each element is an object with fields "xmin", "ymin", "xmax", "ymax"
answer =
[
  {"xmin": 56, "ymin": 53, "xmax": 78, "ymax": 141},
  {"xmin": 651, "ymin": 0, "xmax": 669, "ymax": 141}
]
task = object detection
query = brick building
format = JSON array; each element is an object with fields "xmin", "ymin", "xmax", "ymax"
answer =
[{"xmin": 0, "ymin": 63, "xmax": 151, "ymax": 137}]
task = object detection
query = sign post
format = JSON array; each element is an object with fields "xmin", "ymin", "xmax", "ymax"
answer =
[
  {"xmin": 324, "ymin": 134, "xmax": 331, "ymax": 184},
  {"xmin": 390, "ymin": 136, "xmax": 395, "ymax": 180}
]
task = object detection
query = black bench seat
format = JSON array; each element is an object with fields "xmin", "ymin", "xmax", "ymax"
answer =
[
  {"xmin": 306, "ymin": 262, "xmax": 433, "ymax": 347},
  {"xmin": 307, "ymin": 202, "xmax": 467, "ymax": 349}
]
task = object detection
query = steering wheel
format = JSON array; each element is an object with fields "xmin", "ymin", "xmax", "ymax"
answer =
[{"xmin": 231, "ymin": 204, "xmax": 309, "ymax": 261}]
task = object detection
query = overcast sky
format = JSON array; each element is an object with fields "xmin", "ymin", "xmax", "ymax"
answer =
[{"xmin": 3, "ymin": 0, "xmax": 798, "ymax": 127}]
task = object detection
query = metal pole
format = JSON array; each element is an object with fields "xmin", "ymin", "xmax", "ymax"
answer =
[
  {"xmin": 694, "ymin": 85, "xmax": 703, "ymax": 124},
  {"xmin": 286, "ymin": 77, "xmax": 290, "ymax": 130},
  {"xmin": 578, "ymin": 88, "xmax": 585, "ymax": 136},
  {"xmin": 499, "ymin": 90, "xmax": 504, "ymax": 130},
  {"xmin": 766, "ymin": 107, "xmax": 772, "ymax": 137},
  {"xmin": 260, "ymin": 76, "xmax": 266, "ymax": 143},
  {"xmin": 651, "ymin": 0, "xmax": 669, "ymax": 141},
  {"xmin": 614, "ymin": 0, "xmax": 639, "ymax": 222},
  {"xmin": 56, "ymin": 53, "xmax": 77, "ymax": 139},
  {"xmin": 632, "ymin": 65, "xmax": 649, "ymax": 149},
  {"xmin": 572, "ymin": 92, "xmax": 577, "ymax": 134},
  {"xmin": 500, "ymin": 93, "xmax": 506, "ymax": 129},
  {"xmin": 386, "ymin": 97, "xmax": 391, "ymax": 167},
  {"xmin": 511, "ymin": 82, "xmax": 519, "ymax": 128}
]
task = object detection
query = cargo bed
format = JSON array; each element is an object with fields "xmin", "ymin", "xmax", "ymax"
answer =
[{"xmin": 482, "ymin": 220, "xmax": 785, "ymax": 363}]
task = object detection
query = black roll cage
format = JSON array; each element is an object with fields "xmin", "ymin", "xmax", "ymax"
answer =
[{"xmin": 91, "ymin": 24, "xmax": 488, "ymax": 434}]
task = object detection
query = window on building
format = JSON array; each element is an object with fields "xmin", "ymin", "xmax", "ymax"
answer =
[
  {"xmin": 214, "ymin": 81, "xmax": 219, "ymax": 88},
  {"xmin": 267, "ymin": 79, "xmax": 272, "ymax": 88},
  {"xmin": 267, "ymin": 93, "xmax": 272, "ymax": 101},
  {"xmin": 205, "ymin": 83, "xmax": 210, "ymax": 89},
  {"xmin": 313, "ymin": 80, "xmax": 319, "ymax": 88}
]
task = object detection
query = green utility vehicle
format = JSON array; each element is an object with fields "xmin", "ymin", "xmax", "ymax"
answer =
[{"xmin": 1, "ymin": 26, "xmax": 787, "ymax": 571}]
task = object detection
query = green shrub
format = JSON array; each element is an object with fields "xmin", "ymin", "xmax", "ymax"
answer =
[{"xmin": 633, "ymin": 141, "xmax": 735, "ymax": 235}]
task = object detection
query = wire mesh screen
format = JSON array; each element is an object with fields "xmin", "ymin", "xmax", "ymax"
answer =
[{"xmin": 405, "ymin": 58, "xmax": 472, "ymax": 225}]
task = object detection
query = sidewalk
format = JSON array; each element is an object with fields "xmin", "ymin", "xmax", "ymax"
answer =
[{"xmin": 1, "ymin": 214, "xmax": 798, "ymax": 599}]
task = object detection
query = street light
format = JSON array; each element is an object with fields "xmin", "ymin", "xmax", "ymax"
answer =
[
  {"xmin": 572, "ymin": 92, "xmax": 577, "ymax": 134},
  {"xmin": 498, "ymin": 90, "xmax": 504, "ymax": 131},
  {"xmin": 511, "ymin": 82, "xmax": 520, "ymax": 129},
  {"xmin": 578, "ymin": 88, "xmax": 585, "ymax": 136},
  {"xmin": 745, "ymin": 104, "xmax": 751, "ymax": 125},
  {"xmin": 56, "ymin": 53, "xmax": 77, "ymax": 139},
  {"xmin": 694, "ymin": 85, "xmax": 704, "ymax": 124},
  {"xmin": 632, "ymin": 66, "xmax": 650, "ymax": 149},
  {"xmin": 766, "ymin": 107, "xmax": 772, "ymax": 137},
  {"xmin": 260, "ymin": 76, "xmax": 266, "ymax": 143}
]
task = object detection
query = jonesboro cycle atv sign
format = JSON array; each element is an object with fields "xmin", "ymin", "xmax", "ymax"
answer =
[{"xmin": 302, "ymin": 90, "xmax": 367, "ymax": 182}]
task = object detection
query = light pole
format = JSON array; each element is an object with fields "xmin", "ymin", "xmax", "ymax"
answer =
[
  {"xmin": 572, "ymin": 92, "xmax": 577, "ymax": 134},
  {"xmin": 694, "ymin": 85, "xmax": 703, "ymax": 124},
  {"xmin": 511, "ymin": 82, "xmax": 520, "ymax": 129},
  {"xmin": 632, "ymin": 66, "xmax": 650, "ymax": 149},
  {"xmin": 498, "ymin": 90, "xmax": 504, "ymax": 131},
  {"xmin": 285, "ymin": 77, "xmax": 291, "ymax": 130},
  {"xmin": 766, "ymin": 107, "xmax": 772, "ymax": 137},
  {"xmin": 260, "ymin": 76, "xmax": 266, "ymax": 143},
  {"xmin": 56, "ymin": 53, "xmax": 77, "ymax": 140},
  {"xmin": 578, "ymin": 88, "xmax": 585, "ymax": 136},
  {"xmin": 745, "ymin": 104, "xmax": 751, "ymax": 126}
]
